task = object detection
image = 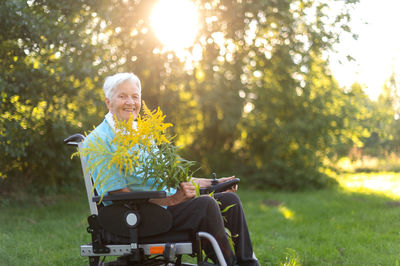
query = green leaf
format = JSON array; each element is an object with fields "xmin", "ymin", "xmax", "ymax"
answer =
[{"xmin": 221, "ymin": 204, "xmax": 236, "ymax": 214}]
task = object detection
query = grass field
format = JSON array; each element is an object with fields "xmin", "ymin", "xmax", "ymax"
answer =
[{"xmin": 1, "ymin": 172, "xmax": 400, "ymax": 265}]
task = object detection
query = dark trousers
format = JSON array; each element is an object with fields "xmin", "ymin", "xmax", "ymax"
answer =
[{"xmin": 167, "ymin": 192, "xmax": 259, "ymax": 266}]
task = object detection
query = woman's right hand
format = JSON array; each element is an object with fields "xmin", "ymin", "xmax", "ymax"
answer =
[
  {"xmin": 150, "ymin": 182, "xmax": 196, "ymax": 207},
  {"xmin": 165, "ymin": 182, "xmax": 197, "ymax": 206},
  {"xmin": 177, "ymin": 181, "xmax": 196, "ymax": 200}
]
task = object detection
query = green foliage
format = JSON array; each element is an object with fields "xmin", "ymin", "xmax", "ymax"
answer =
[
  {"xmin": 0, "ymin": 0, "xmax": 105, "ymax": 191},
  {"xmin": 372, "ymin": 73, "xmax": 400, "ymax": 155},
  {"xmin": 328, "ymin": 73, "xmax": 400, "ymax": 163},
  {"xmin": 1, "ymin": 0, "xmax": 367, "ymax": 192},
  {"xmin": 168, "ymin": 0, "xmax": 360, "ymax": 189},
  {"xmin": 152, "ymin": 143, "xmax": 196, "ymax": 188},
  {"xmin": 180, "ymin": 1, "xmax": 359, "ymax": 189}
]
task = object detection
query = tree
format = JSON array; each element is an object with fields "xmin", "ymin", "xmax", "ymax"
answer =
[
  {"xmin": 372, "ymin": 72, "xmax": 400, "ymax": 155},
  {"xmin": 0, "ymin": 0, "xmax": 360, "ymax": 192},
  {"xmin": 0, "ymin": 0, "xmax": 104, "ymax": 191},
  {"xmin": 179, "ymin": 0, "xmax": 360, "ymax": 189}
]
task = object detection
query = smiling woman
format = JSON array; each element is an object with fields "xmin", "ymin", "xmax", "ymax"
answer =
[{"xmin": 150, "ymin": 0, "xmax": 199, "ymax": 51}]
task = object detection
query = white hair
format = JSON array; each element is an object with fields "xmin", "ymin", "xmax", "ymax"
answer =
[{"xmin": 103, "ymin": 72, "xmax": 141, "ymax": 99}]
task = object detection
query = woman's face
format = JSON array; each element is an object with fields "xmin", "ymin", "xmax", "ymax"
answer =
[{"xmin": 105, "ymin": 81, "xmax": 141, "ymax": 121}]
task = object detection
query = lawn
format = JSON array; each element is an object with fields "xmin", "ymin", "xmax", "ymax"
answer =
[
  {"xmin": 1, "ymin": 172, "xmax": 400, "ymax": 265},
  {"xmin": 243, "ymin": 172, "xmax": 400, "ymax": 265}
]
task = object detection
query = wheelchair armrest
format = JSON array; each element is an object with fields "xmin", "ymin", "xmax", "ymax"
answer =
[
  {"xmin": 92, "ymin": 190, "xmax": 166, "ymax": 203},
  {"xmin": 64, "ymin": 133, "xmax": 85, "ymax": 146}
]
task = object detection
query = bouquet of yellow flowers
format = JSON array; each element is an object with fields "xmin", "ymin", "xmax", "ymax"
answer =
[{"xmin": 81, "ymin": 102, "xmax": 196, "ymax": 199}]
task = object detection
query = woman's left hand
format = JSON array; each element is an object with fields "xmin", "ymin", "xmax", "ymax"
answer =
[{"xmin": 218, "ymin": 176, "xmax": 238, "ymax": 192}]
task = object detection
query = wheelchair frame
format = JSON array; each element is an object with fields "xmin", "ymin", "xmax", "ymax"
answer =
[{"xmin": 65, "ymin": 134, "xmax": 227, "ymax": 266}]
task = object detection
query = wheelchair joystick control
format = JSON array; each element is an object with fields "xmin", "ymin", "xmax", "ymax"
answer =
[
  {"xmin": 211, "ymin": 173, "xmax": 218, "ymax": 186},
  {"xmin": 199, "ymin": 173, "xmax": 240, "ymax": 195}
]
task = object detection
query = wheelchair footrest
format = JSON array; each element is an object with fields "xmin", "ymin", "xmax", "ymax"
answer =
[{"xmin": 81, "ymin": 243, "xmax": 192, "ymax": 257}]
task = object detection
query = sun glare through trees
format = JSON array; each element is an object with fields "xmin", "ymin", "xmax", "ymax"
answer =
[{"xmin": 150, "ymin": 0, "xmax": 199, "ymax": 53}]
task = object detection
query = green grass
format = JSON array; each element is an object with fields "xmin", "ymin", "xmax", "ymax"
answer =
[
  {"xmin": 1, "ymin": 173, "xmax": 400, "ymax": 265},
  {"xmin": 242, "ymin": 172, "xmax": 400, "ymax": 265},
  {"xmin": 0, "ymin": 193, "xmax": 90, "ymax": 265}
]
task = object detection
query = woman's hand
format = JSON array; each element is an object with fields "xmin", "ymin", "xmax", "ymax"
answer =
[
  {"xmin": 218, "ymin": 175, "xmax": 238, "ymax": 192},
  {"xmin": 191, "ymin": 175, "xmax": 239, "ymax": 192},
  {"xmin": 178, "ymin": 182, "xmax": 197, "ymax": 199},
  {"xmin": 151, "ymin": 182, "xmax": 196, "ymax": 206}
]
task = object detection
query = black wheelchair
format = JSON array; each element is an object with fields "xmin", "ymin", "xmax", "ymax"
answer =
[{"xmin": 64, "ymin": 134, "xmax": 240, "ymax": 266}]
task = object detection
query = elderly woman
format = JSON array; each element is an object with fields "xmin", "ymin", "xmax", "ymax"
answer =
[{"xmin": 84, "ymin": 72, "xmax": 259, "ymax": 266}]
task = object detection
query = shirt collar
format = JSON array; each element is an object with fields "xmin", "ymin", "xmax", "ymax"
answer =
[
  {"xmin": 105, "ymin": 112, "xmax": 115, "ymax": 130},
  {"xmin": 105, "ymin": 112, "xmax": 137, "ymax": 131}
]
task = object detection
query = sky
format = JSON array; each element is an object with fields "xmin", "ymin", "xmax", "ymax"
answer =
[{"xmin": 329, "ymin": 0, "xmax": 400, "ymax": 100}]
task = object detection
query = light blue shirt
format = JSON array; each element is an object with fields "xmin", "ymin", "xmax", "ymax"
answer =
[{"xmin": 83, "ymin": 119, "xmax": 176, "ymax": 203}]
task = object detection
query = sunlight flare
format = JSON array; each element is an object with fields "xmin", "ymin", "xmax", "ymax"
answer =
[
  {"xmin": 278, "ymin": 205, "xmax": 295, "ymax": 220},
  {"xmin": 150, "ymin": 0, "xmax": 199, "ymax": 52},
  {"xmin": 337, "ymin": 173, "xmax": 400, "ymax": 199}
]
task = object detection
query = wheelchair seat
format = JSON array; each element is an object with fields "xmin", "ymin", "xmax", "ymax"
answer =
[{"xmin": 64, "ymin": 133, "xmax": 228, "ymax": 266}]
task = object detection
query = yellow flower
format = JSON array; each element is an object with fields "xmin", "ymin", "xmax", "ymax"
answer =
[{"xmin": 109, "ymin": 101, "xmax": 173, "ymax": 172}]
